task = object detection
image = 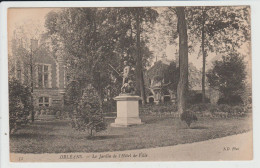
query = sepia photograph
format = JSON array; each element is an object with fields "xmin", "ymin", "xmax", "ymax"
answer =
[{"xmin": 3, "ymin": 3, "xmax": 254, "ymax": 163}]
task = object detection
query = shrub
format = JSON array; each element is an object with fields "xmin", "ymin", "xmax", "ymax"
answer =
[
  {"xmin": 34, "ymin": 106, "xmax": 65, "ymax": 117},
  {"xmin": 103, "ymin": 99, "xmax": 116, "ymax": 113},
  {"xmin": 140, "ymin": 103, "xmax": 177, "ymax": 114},
  {"xmin": 207, "ymin": 54, "xmax": 246, "ymax": 105},
  {"xmin": 71, "ymin": 87, "xmax": 107, "ymax": 137},
  {"xmin": 187, "ymin": 92, "xmax": 210, "ymax": 104},
  {"xmin": 188, "ymin": 103, "xmax": 210, "ymax": 112},
  {"xmin": 9, "ymin": 78, "xmax": 32, "ymax": 134},
  {"xmin": 181, "ymin": 110, "xmax": 198, "ymax": 128},
  {"xmin": 217, "ymin": 95, "xmax": 243, "ymax": 105},
  {"xmin": 209, "ymin": 104, "xmax": 220, "ymax": 113}
]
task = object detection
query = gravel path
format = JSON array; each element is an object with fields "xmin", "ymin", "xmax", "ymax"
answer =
[{"xmin": 10, "ymin": 131, "xmax": 253, "ymax": 162}]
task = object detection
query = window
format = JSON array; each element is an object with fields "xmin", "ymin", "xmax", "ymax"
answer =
[
  {"xmin": 17, "ymin": 61, "xmax": 22, "ymax": 80},
  {"xmin": 17, "ymin": 69, "xmax": 21, "ymax": 80},
  {"xmin": 37, "ymin": 64, "xmax": 50, "ymax": 88},
  {"xmin": 39, "ymin": 97, "xmax": 49, "ymax": 107}
]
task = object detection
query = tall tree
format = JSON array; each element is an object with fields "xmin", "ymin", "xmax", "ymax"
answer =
[
  {"xmin": 175, "ymin": 7, "xmax": 189, "ymax": 114},
  {"xmin": 207, "ymin": 53, "xmax": 246, "ymax": 105},
  {"xmin": 186, "ymin": 6, "xmax": 250, "ymax": 103},
  {"xmin": 10, "ymin": 26, "xmax": 42, "ymax": 122},
  {"xmin": 45, "ymin": 8, "xmax": 157, "ymax": 107},
  {"xmin": 45, "ymin": 8, "xmax": 117, "ymax": 110},
  {"xmin": 135, "ymin": 8, "xmax": 146, "ymax": 104},
  {"xmin": 122, "ymin": 7, "xmax": 158, "ymax": 104}
]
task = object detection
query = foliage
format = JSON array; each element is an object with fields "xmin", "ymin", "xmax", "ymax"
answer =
[
  {"xmin": 103, "ymin": 99, "xmax": 116, "ymax": 113},
  {"xmin": 64, "ymin": 80, "xmax": 82, "ymax": 106},
  {"xmin": 186, "ymin": 6, "xmax": 250, "ymax": 55},
  {"xmin": 217, "ymin": 95, "xmax": 243, "ymax": 105},
  {"xmin": 140, "ymin": 103, "xmax": 178, "ymax": 114},
  {"xmin": 45, "ymin": 8, "xmax": 158, "ymax": 106},
  {"xmin": 34, "ymin": 105, "xmax": 66, "ymax": 116},
  {"xmin": 181, "ymin": 110, "xmax": 198, "ymax": 128},
  {"xmin": 188, "ymin": 103, "xmax": 211, "ymax": 112},
  {"xmin": 207, "ymin": 53, "xmax": 246, "ymax": 105},
  {"xmin": 187, "ymin": 91, "xmax": 210, "ymax": 104},
  {"xmin": 163, "ymin": 61, "xmax": 179, "ymax": 92},
  {"xmin": 185, "ymin": 6, "xmax": 250, "ymax": 103},
  {"xmin": 188, "ymin": 103, "xmax": 250, "ymax": 118},
  {"xmin": 9, "ymin": 78, "xmax": 32, "ymax": 134},
  {"xmin": 45, "ymin": 8, "xmax": 121, "ymax": 108},
  {"xmin": 71, "ymin": 87, "xmax": 106, "ymax": 136}
]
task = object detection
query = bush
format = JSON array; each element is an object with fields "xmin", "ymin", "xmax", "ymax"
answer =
[
  {"xmin": 188, "ymin": 103, "xmax": 211, "ymax": 112},
  {"xmin": 103, "ymin": 99, "xmax": 116, "ymax": 113},
  {"xmin": 71, "ymin": 87, "xmax": 107, "ymax": 137},
  {"xmin": 187, "ymin": 92, "xmax": 210, "ymax": 104},
  {"xmin": 140, "ymin": 103, "xmax": 177, "ymax": 114},
  {"xmin": 207, "ymin": 54, "xmax": 246, "ymax": 105},
  {"xmin": 35, "ymin": 106, "xmax": 65, "ymax": 117},
  {"xmin": 9, "ymin": 79, "xmax": 32, "ymax": 134},
  {"xmin": 181, "ymin": 110, "xmax": 198, "ymax": 128},
  {"xmin": 217, "ymin": 95, "xmax": 243, "ymax": 105}
]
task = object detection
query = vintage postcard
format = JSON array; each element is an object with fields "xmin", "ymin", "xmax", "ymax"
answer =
[{"xmin": 3, "ymin": 3, "xmax": 254, "ymax": 164}]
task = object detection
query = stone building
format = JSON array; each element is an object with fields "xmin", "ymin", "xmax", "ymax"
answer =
[
  {"xmin": 145, "ymin": 56, "xmax": 176, "ymax": 104},
  {"xmin": 145, "ymin": 54, "xmax": 220, "ymax": 104},
  {"xmin": 10, "ymin": 37, "xmax": 67, "ymax": 111}
]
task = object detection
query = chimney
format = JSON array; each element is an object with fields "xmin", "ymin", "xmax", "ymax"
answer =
[
  {"xmin": 175, "ymin": 49, "xmax": 179, "ymax": 67},
  {"xmin": 161, "ymin": 53, "xmax": 167, "ymax": 63},
  {"xmin": 31, "ymin": 39, "xmax": 38, "ymax": 51}
]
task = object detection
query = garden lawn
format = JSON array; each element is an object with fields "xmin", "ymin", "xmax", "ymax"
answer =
[{"xmin": 10, "ymin": 116, "xmax": 252, "ymax": 153}]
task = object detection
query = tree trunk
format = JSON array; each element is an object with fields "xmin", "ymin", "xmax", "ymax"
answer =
[
  {"xmin": 136, "ymin": 8, "xmax": 146, "ymax": 104},
  {"xmin": 201, "ymin": 8, "xmax": 206, "ymax": 103},
  {"xmin": 92, "ymin": 10, "xmax": 103, "ymax": 113},
  {"xmin": 97, "ymin": 83, "xmax": 104, "ymax": 113},
  {"xmin": 30, "ymin": 46, "xmax": 34, "ymax": 122},
  {"xmin": 176, "ymin": 7, "xmax": 189, "ymax": 115}
]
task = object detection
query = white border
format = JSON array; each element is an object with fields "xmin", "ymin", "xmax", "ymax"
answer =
[{"xmin": 1, "ymin": 1, "xmax": 260, "ymax": 168}]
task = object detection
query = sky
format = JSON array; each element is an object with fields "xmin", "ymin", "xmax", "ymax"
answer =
[{"xmin": 8, "ymin": 8, "xmax": 55, "ymax": 41}]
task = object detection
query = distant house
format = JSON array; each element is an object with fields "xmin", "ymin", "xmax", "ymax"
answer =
[
  {"xmin": 10, "ymin": 37, "xmax": 67, "ymax": 110},
  {"xmin": 145, "ymin": 55, "xmax": 220, "ymax": 104},
  {"xmin": 145, "ymin": 56, "xmax": 176, "ymax": 104}
]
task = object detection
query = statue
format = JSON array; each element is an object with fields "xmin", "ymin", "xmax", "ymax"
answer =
[
  {"xmin": 111, "ymin": 61, "xmax": 142, "ymax": 127},
  {"xmin": 108, "ymin": 60, "xmax": 135, "ymax": 95},
  {"xmin": 121, "ymin": 80, "xmax": 135, "ymax": 94},
  {"xmin": 122, "ymin": 61, "xmax": 130, "ymax": 85},
  {"xmin": 121, "ymin": 61, "xmax": 135, "ymax": 94}
]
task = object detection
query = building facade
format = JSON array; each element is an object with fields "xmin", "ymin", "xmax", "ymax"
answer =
[
  {"xmin": 145, "ymin": 57, "xmax": 176, "ymax": 104},
  {"xmin": 11, "ymin": 38, "xmax": 67, "ymax": 111}
]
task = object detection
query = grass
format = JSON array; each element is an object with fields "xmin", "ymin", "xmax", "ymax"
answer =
[{"xmin": 10, "ymin": 116, "xmax": 252, "ymax": 153}]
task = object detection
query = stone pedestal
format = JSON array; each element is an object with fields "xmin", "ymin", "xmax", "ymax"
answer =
[{"xmin": 110, "ymin": 95, "xmax": 143, "ymax": 127}]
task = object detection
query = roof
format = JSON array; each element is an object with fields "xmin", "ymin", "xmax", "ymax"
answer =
[{"xmin": 146, "ymin": 60, "xmax": 170, "ymax": 79}]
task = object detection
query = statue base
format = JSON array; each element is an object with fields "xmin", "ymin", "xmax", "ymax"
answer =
[{"xmin": 110, "ymin": 95, "xmax": 143, "ymax": 127}]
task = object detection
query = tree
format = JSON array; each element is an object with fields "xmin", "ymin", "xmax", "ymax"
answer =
[
  {"xmin": 186, "ymin": 6, "xmax": 250, "ymax": 103},
  {"xmin": 45, "ymin": 8, "xmax": 158, "ymax": 107},
  {"xmin": 45, "ymin": 8, "xmax": 120, "ymax": 111},
  {"xmin": 71, "ymin": 87, "xmax": 106, "ymax": 137},
  {"xmin": 119, "ymin": 7, "xmax": 158, "ymax": 104},
  {"xmin": 163, "ymin": 61, "xmax": 179, "ymax": 92},
  {"xmin": 9, "ymin": 23, "xmax": 45, "ymax": 122},
  {"xmin": 207, "ymin": 53, "xmax": 246, "ymax": 105},
  {"xmin": 9, "ymin": 78, "xmax": 32, "ymax": 134},
  {"xmin": 175, "ymin": 7, "xmax": 189, "ymax": 114}
]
